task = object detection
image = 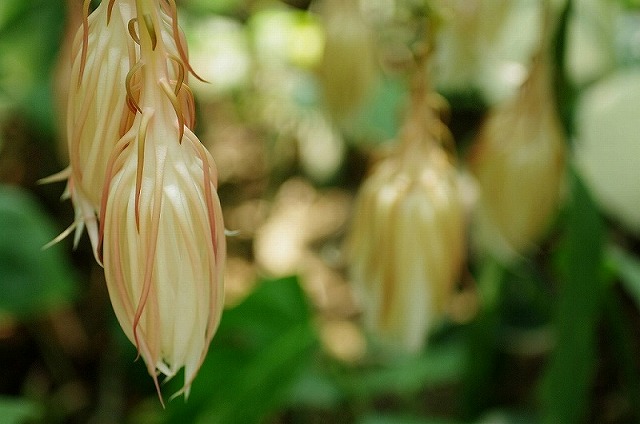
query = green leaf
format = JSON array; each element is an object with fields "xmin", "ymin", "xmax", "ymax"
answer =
[
  {"xmin": 351, "ymin": 76, "xmax": 407, "ymax": 143},
  {"xmin": 0, "ymin": 185, "xmax": 77, "ymax": 318},
  {"xmin": 0, "ymin": 396, "xmax": 43, "ymax": 423},
  {"xmin": 0, "ymin": 0, "xmax": 64, "ymax": 135},
  {"xmin": 358, "ymin": 413, "xmax": 460, "ymax": 424},
  {"xmin": 539, "ymin": 171, "xmax": 606, "ymax": 424},
  {"xmin": 344, "ymin": 338, "xmax": 465, "ymax": 399},
  {"xmin": 606, "ymin": 244, "xmax": 640, "ymax": 310},
  {"xmin": 162, "ymin": 276, "xmax": 318, "ymax": 424},
  {"xmin": 461, "ymin": 259, "xmax": 506, "ymax": 418},
  {"xmin": 286, "ymin": 367, "xmax": 345, "ymax": 409}
]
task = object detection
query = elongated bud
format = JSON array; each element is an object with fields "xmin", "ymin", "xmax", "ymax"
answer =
[
  {"xmin": 60, "ymin": 0, "xmax": 196, "ymax": 258},
  {"xmin": 468, "ymin": 55, "xmax": 566, "ymax": 261},
  {"xmin": 102, "ymin": 116, "xmax": 224, "ymax": 400},
  {"xmin": 315, "ymin": 0, "xmax": 377, "ymax": 122},
  {"xmin": 348, "ymin": 102, "xmax": 465, "ymax": 352},
  {"xmin": 43, "ymin": 0, "xmax": 225, "ymax": 401},
  {"xmin": 95, "ymin": 0, "xmax": 225, "ymax": 401}
]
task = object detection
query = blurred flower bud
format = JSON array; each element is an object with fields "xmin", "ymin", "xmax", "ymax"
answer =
[
  {"xmin": 433, "ymin": 0, "xmax": 539, "ymax": 103},
  {"xmin": 53, "ymin": 0, "xmax": 84, "ymax": 163},
  {"xmin": 468, "ymin": 56, "xmax": 566, "ymax": 261},
  {"xmin": 315, "ymin": 0, "xmax": 377, "ymax": 122},
  {"xmin": 348, "ymin": 107, "xmax": 465, "ymax": 352}
]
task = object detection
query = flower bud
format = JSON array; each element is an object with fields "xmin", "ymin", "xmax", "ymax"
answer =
[
  {"xmin": 348, "ymin": 115, "xmax": 465, "ymax": 352},
  {"xmin": 97, "ymin": 0, "xmax": 222, "ymax": 400},
  {"xmin": 468, "ymin": 56, "xmax": 566, "ymax": 261},
  {"xmin": 42, "ymin": 0, "xmax": 224, "ymax": 403},
  {"xmin": 101, "ymin": 119, "xmax": 225, "ymax": 400},
  {"xmin": 64, "ymin": 0, "xmax": 138, "ymax": 254},
  {"xmin": 62, "ymin": 0, "xmax": 196, "ymax": 258},
  {"xmin": 315, "ymin": 0, "xmax": 377, "ymax": 122}
]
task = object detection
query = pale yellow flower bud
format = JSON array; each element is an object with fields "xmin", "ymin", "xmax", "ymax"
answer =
[
  {"xmin": 62, "ymin": 0, "xmax": 137, "ymax": 255},
  {"xmin": 101, "ymin": 118, "xmax": 224, "ymax": 400},
  {"xmin": 42, "ymin": 0, "xmax": 223, "ymax": 402},
  {"xmin": 316, "ymin": 0, "xmax": 377, "ymax": 122},
  {"xmin": 348, "ymin": 116, "xmax": 465, "ymax": 352},
  {"xmin": 469, "ymin": 56, "xmax": 566, "ymax": 261},
  {"xmin": 60, "ymin": 0, "xmax": 196, "ymax": 259},
  {"xmin": 95, "ymin": 0, "xmax": 223, "ymax": 400}
]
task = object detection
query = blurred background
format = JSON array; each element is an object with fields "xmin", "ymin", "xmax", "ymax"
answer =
[{"xmin": 1, "ymin": 0, "xmax": 640, "ymax": 423}]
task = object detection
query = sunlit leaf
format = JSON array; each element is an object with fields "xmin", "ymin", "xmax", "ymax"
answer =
[{"xmin": 358, "ymin": 413, "xmax": 460, "ymax": 424}]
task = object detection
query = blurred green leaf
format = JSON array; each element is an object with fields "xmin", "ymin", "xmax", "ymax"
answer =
[
  {"xmin": 286, "ymin": 366, "xmax": 345, "ymax": 409},
  {"xmin": 461, "ymin": 259, "xmax": 506, "ymax": 418},
  {"xmin": 540, "ymin": 171, "xmax": 606, "ymax": 424},
  {"xmin": 0, "ymin": 396, "xmax": 43, "ymax": 423},
  {"xmin": 602, "ymin": 246, "xmax": 640, "ymax": 421},
  {"xmin": 620, "ymin": 0, "xmax": 640, "ymax": 9},
  {"xmin": 0, "ymin": 0, "xmax": 64, "ymax": 136},
  {"xmin": 343, "ymin": 337, "xmax": 464, "ymax": 399},
  {"xmin": 351, "ymin": 76, "xmax": 407, "ymax": 142},
  {"xmin": 606, "ymin": 244, "xmax": 640, "ymax": 310},
  {"xmin": 0, "ymin": 185, "xmax": 77, "ymax": 318},
  {"xmin": 0, "ymin": 0, "xmax": 32, "ymax": 35},
  {"xmin": 475, "ymin": 409, "xmax": 538, "ymax": 424},
  {"xmin": 161, "ymin": 276, "xmax": 318, "ymax": 424},
  {"xmin": 185, "ymin": 0, "xmax": 244, "ymax": 15},
  {"xmin": 358, "ymin": 413, "xmax": 460, "ymax": 424}
]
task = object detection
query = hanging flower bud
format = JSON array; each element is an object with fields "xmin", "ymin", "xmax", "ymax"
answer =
[
  {"xmin": 101, "ymin": 120, "xmax": 225, "ymax": 401},
  {"xmin": 468, "ymin": 54, "xmax": 566, "ymax": 261},
  {"xmin": 95, "ymin": 0, "xmax": 221, "ymax": 401},
  {"xmin": 56, "ymin": 0, "xmax": 196, "ymax": 259},
  {"xmin": 348, "ymin": 92, "xmax": 465, "ymax": 352},
  {"xmin": 60, "ymin": 0, "xmax": 138, "ymax": 256},
  {"xmin": 315, "ymin": 0, "xmax": 377, "ymax": 122}
]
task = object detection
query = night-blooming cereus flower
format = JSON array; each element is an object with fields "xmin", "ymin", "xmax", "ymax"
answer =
[
  {"xmin": 95, "ymin": 0, "xmax": 223, "ymax": 401},
  {"xmin": 468, "ymin": 54, "xmax": 566, "ymax": 262},
  {"xmin": 348, "ymin": 99, "xmax": 465, "ymax": 352},
  {"xmin": 53, "ymin": 0, "xmax": 138, "ymax": 257},
  {"xmin": 45, "ymin": 0, "xmax": 223, "ymax": 400},
  {"xmin": 50, "ymin": 0, "xmax": 196, "ymax": 259},
  {"xmin": 101, "ymin": 121, "xmax": 225, "ymax": 401}
]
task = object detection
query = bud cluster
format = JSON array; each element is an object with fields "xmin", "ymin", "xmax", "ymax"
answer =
[{"xmin": 56, "ymin": 0, "xmax": 225, "ymax": 401}]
